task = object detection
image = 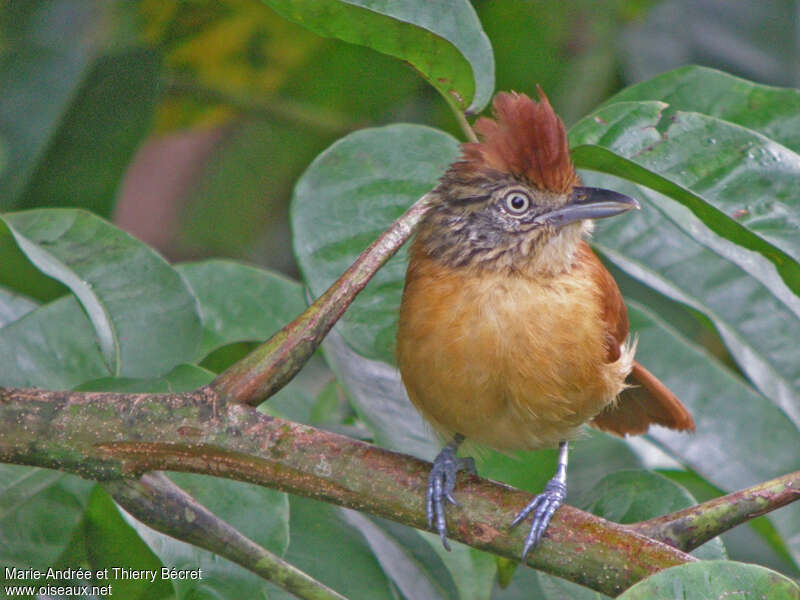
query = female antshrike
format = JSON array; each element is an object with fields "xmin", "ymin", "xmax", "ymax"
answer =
[{"xmin": 396, "ymin": 89, "xmax": 695, "ymax": 557}]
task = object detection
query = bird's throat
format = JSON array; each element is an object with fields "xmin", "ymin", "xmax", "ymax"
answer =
[{"xmin": 418, "ymin": 218, "xmax": 590, "ymax": 279}]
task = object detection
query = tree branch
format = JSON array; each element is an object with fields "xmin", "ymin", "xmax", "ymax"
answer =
[
  {"xmin": 105, "ymin": 473, "xmax": 347, "ymax": 600},
  {"xmin": 0, "ymin": 385, "xmax": 708, "ymax": 595},
  {"xmin": 210, "ymin": 195, "xmax": 433, "ymax": 406}
]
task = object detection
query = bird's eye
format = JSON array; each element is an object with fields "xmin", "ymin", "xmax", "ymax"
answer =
[{"xmin": 503, "ymin": 191, "xmax": 531, "ymax": 215}]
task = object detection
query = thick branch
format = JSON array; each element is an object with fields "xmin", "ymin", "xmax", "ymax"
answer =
[
  {"xmin": 0, "ymin": 385, "xmax": 692, "ymax": 596},
  {"xmin": 105, "ymin": 473, "xmax": 347, "ymax": 600},
  {"xmin": 210, "ymin": 195, "xmax": 432, "ymax": 406}
]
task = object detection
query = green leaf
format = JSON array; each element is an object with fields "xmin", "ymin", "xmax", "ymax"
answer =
[
  {"xmin": 569, "ymin": 101, "xmax": 800, "ymax": 301},
  {"xmin": 0, "ymin": 0, "xmax": 104, "ymax": 209},
  {"xmin": 292, "ymin": 124, "xmax": 460, "ymax": 365},
  {"xmin": 119, "ymin": 510, "xmax": 274, "ymax": 599},
  {"xmin": 1, "ymin": 209, "xmax": 202, "ymax": 378},
  {"xmin": 421, "ymin": 535, "xmax": 496, "ymax": 600},
  {"xmin": 323, "ymin": 330, "xmax": 441, "ymax": 459},
  {"xmin": 494, "ymin": 567, "xmax": 609, "ymax": 600},
  {"xmin": 0, "ymin": 286, "xmax": 37, "ymax": 327},
  {"xmin": 578, "ymin": 470, "xmax": 726, "ymax": 560},
  {"xmin": 617, "ymin": 561, "xmax": 800, "ymax": 600},
  {"xmin": 479, "ymin": 429, "xmax": 642, "ymax": 502},
  {"xmin": 75, "ymin": 364, "xmax": 215, "ymax": 394},
  {"xmin": 586, "ymin": 172, "xmax": 800, "ymax": 427},
  {"xmin": 174, "ymin": 119, "xmax": 329, "ymax": 261},
  {"xmin": 0, "ymin": 465, "xmax": 93, "ymax": 569},
  {"xmin": 166, "ymin": 473, "xmax": 289, "ymax": 557},
  {"xmin": 176, "ymin": 259, "xmax": 306, "ymax": 361},
  {"xmin": 262, "ymin": 0, "xmax": 494, "ymax": 113},
  {"xmin": 282, "ymin": 496, "xmax": 397, "ymax": 599},
  {"xmin": 338, "ymin": 512, "xmax": 454, "ymax": 600},
  {"xmin": 83, "ymin": 486, "xmax": 172, "ymax": 600},
  {"xmin": 0, "ymin": 296, "xmax": 108, "ymax": 388},
  {"xmin": 604, "ymin": 65, "xmax": 800, "ymax": 152},
  {"xmin": 17, "ymin": 48, "xmax": 160, "ymax": 217}
]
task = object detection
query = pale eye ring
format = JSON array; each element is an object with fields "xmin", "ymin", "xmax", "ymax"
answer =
[{"xmin": 503, "ymin": 191, "xmax": 531, "ymax": 215}]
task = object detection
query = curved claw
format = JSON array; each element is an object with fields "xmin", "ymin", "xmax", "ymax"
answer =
[
  {"xmin": 511, "ymin": 479, "xmax": 566, "ymax": 558},
  {"xmin": 427, "ymin": 441, "xmax": 474, "ymax": 551}
]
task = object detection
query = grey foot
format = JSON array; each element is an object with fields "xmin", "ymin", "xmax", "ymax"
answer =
[
  {"xmin": 427, "ymin": 443, "xmax": 476, "ymax": 551},
  {"xmin": 510, "ymin": 478, "xmax": 566, "ymax": 558}
]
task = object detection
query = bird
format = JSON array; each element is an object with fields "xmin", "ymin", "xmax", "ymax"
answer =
[{"xmin": 396, "ymin": 88, "xmax": 695, "ymax": 558}]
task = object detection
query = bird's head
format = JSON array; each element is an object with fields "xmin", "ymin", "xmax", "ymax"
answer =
[{"xmin": 418, "ymin": 89, "xmax": 638, "ymax": 275}]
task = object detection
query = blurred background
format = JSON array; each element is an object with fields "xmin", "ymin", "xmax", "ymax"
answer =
[{"xmin": 3, "ymin": 0, "xmax": 796, "ymax": 279}]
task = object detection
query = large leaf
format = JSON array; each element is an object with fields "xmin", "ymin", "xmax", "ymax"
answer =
[
  {"xmin": 17, "ymin": 48, "xmax": 160, "ymax": 217},
  {"xmin": 75, "ymin": 364, "xmax": 216, "ymax": 394},
  {"xmin": 0, "ymin": 209, "xmax": 202, "ymax": 378},
  {"xmin": 166, "ymin": 472, "xmax": 289, "ymax": 558},
  {"xmin": 605, "ymin": 65, "xmax": 800, "ymax": 152},
  {"xmin": 617, "ymin": 560, "xmax": 800, "ymax": 599},
  {"xmin": 0, "ymin": 296, "xmax": 108, "ymax": 389},
  {"xmin": 0, "ymin": 465, "xmax": 93, "ymax": 572},
  {"xmin": 569, "ymin": 101, "xmax": 800, "ymax": 300},
  {"xmin": 81, "ymin": 485, "xmax": 172, "ymax": 600},
  {"xmin": 292, "ymin": 124, "xmax": 460, "ymax": 365},
  {"xmin": 262, "ymin": 0, "xmax": 494, "ymax": 113},
  {"xmin": 339, "ymin": 511, "xmax": 455, "ymax": 600},
  {"xmin": 323, "ymin": 329, "xmax": 441, "ymax": 460},
  {"xmin": 280, "ymin": 496, "xmax": 398, "ymax": 600},
  {"xmin": 495, "ymin": 567, "xmax": 608, "ymax": 600},
  {"xmin": 0, "ymin": 286, "xmax": 37, "ymax": 327},
  {"xmin": 176, "ymin": 259, "xmax": 306, "ymax": 361},
  {"xmin": 586, "ymin": 172, "xmax": 800, "ymax": 427}
]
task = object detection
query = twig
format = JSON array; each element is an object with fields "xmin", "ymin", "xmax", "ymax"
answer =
[
  {"xmin": 628, "ymin": 470, "xmax": 800, "ymax": 552},
  {"xmin": 211, "ymin": 194, "xmax": 433, "ymax": 406},
  {"xmin": 453, "ymin": 107, "xmax": 479, "ymax": 143},
  {"xmin": 106, "ymin": 473, "xmax": 347, "ymax": 600}
]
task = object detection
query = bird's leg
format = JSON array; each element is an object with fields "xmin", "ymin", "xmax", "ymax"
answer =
[
  {"xmin": 427, "ymin": 433, "xmax": 477, "ymax": 550},
  {"xmin": 511, "ymin": 440, "xmax": 569, "ymax": 558}
]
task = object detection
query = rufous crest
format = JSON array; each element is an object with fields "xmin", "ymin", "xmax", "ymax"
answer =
[{"xmin": 457, "ymin": 88, "xmax": 578, "ymax": 194}]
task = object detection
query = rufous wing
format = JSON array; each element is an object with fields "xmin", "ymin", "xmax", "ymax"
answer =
[
  {"xmin": 580, "ymin": 242, "xmax": 695, "ymax": 436},
  {"xmin": 591, "ymin": 361, "xmax": 695, "ymax": 436}
]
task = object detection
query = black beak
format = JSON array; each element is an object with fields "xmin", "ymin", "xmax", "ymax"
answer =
[{"xmin": 534, "ymin": 187, "xmax": 640, "ymax": 228}]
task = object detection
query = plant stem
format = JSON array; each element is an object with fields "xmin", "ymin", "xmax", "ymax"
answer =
[
  {"xmin": 106, "ymin": 473, "xmax": 347, "ymax": 600},
  {"xmin": 211, "ymin": 194, "xmax": 433, "ymax": 406},
  {"xmin": 453, "ymin": 107, "xmax": 478, "ymax": 142}
]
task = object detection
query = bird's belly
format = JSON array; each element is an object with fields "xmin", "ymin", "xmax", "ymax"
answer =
[{"xmin": 397, "ymin": 260, "xmax": 628, "ymax": 451}]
